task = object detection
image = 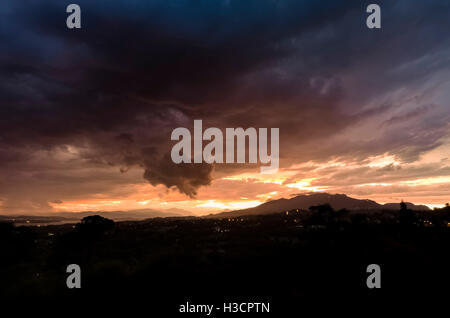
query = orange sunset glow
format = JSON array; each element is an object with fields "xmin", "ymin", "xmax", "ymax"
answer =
[{"xmin": 39, "ymin": 150, "xmax": 449, "ymax": 215}]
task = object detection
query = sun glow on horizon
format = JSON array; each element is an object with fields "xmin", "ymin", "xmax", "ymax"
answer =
[
  {"xmin": 195, "ymin": 200, "xmax": 262, "ymax": 210},
  {"xmin": 286, "ymin": 178, "xmax": 328, "ymax": 192}
]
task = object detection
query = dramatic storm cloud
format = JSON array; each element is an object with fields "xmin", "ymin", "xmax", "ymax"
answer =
[{"xmin": 0, "ymin": 0, "xmax": 449, "ymax": 213}]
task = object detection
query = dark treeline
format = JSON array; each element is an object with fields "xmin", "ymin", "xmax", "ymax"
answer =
[{"xmin": 1, "ymin": 204, "xmax": 449, "ymax": 315}]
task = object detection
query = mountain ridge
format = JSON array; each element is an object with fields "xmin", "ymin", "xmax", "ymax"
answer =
[{"xmin": 209, "ymin": 193, "xmax": 430, "ymax": 218}]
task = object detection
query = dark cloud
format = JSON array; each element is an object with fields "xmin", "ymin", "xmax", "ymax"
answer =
[
  {"xmin": 0, "ymin": 0, "xmax": 449, "ymax": 209},
  {"xmin": 143, "ymin": 154, "xmax": 213, "ymax": 197}
]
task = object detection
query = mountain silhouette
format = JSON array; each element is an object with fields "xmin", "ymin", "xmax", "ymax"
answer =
[
  {"xmin": 0, "ymin": 208, "xmax": 194, "ymax": 225},
  {"xmin": 57, "ymin": 208, "xmax": 193, "ymax": 220},
  {"xmin": 211, "ymin": 193, "xmax": 430, "ymax": 218}
]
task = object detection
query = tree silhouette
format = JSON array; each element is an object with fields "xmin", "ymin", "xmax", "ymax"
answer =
[
  {"xmin": 399, "ymin": 200, "xmax": 416, "ymax": 226},
  {"xmin": 308, "ymin": 204, "xmax": 334, "ymax": 225},
  {"xmin": 400, "ymin": 200, "xmax": 407, "ymax": 212},
  {"xmin": 76, "ymin": 215, "xmax": 115, "ymax": 236}
]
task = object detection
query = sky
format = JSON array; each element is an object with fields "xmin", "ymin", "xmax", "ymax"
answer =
[{"xmin": 0, "ymin": 0, "xmax": 449, "ymax": 215}]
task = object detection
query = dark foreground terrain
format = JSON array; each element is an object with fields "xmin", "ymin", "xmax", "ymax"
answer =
[{"xmin": 1, "ymin": 204, "xmax": 449, "ymax": 315}]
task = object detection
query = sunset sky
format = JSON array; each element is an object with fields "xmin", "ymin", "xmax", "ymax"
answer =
[{"xmin": 1, "ymin": 0, "xmax": 449, "ymax": 215}]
